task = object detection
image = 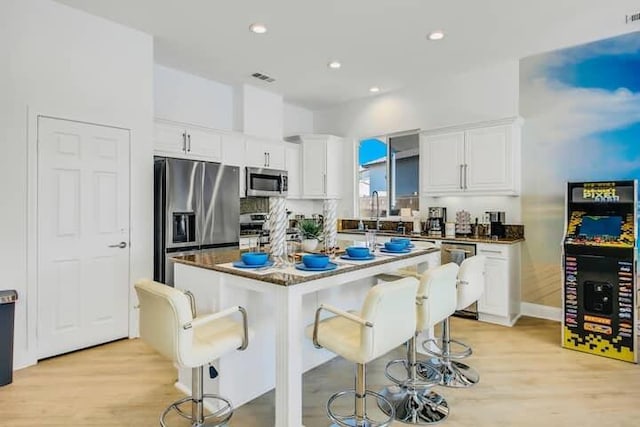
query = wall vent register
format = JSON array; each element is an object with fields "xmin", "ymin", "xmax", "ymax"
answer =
[{"xmin": 251, "ymin": 72, "xmax": 276, "ymax": 83}]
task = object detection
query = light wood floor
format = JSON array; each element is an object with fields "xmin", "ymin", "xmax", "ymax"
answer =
[{"xmin": 2, "ymin": 317, "xmax": 640, "ymax": 426}]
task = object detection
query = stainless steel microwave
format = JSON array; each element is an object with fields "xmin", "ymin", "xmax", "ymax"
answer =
[{"xmin": 246, "ymin": 167, "xmax": 288, "ymax": 197}]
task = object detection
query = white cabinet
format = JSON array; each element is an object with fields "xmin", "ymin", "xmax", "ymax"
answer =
[
  {"xmin": 476, "ymin": 242, "xmax": 521, "ymax": 327},
  {"xmin": 284, "ymin": 142, "xmax": 302, "ymax": 199},
  {"xmin": 245, "ymin": 137, "xmax": 285, "ymax": 170},
  {"xmin": 221, "ymin": 132, "xmax": 246, "ymax": 197},
  {"xmin": 420, "ymin": 131, "xmax": 465, "ymax": 193},
  {"xmin": 154, "ymin": 120, "xmax": 222, "ymax": 162},
  {"xmin": 420, "ymin": 118, "xmax": 521, "ymax": 196},
  {"xmin": 288, "ymin": 135, "xmax": 342, "ymax": 199}
]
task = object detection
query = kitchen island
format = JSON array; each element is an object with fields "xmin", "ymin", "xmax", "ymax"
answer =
[{"xmin": 172, "ymin": 242, "xmax": 440, "ymax": 427}]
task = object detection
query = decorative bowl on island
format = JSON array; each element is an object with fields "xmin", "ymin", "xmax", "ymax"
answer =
[
  {"xmin": 384, "ymin": 241, "xmax": 406, "ymax": 252},
  {"xmin": 302, "ymin": 254, "xmax": 330, "ymax": 268},
  {"xmin": 241, "ymin": 252, "xmax": 269, "ymax": 266},
  {"xmin": 345, "ymin": 246, "xmax": 370, "ymax": 258}
]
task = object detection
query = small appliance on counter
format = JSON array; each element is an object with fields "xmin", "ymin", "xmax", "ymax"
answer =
[
  {"xmin": 245, "ymin": 167, "xmax": 288, "ymax": 197},
  {"xmin": 455, "ymin": 210, "xmax": 472, "ymax": 235},
  {"xmin": 425, "ymin": 207, "xmax": 446, "ymax": 237},
  {"xmin": 486, "ymin": 211, "xmax": 506, "ymax": 238}
]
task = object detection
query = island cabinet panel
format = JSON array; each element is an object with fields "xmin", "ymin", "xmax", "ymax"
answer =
[{"xmin": 172, "ymin": 246, "xmax": 440, "ymax": 427}]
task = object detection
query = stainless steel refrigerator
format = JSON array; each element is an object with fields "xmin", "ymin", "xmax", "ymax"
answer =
[{"xmin": 154, "ymin": 157, "xmax": 240, "ymax": 285}]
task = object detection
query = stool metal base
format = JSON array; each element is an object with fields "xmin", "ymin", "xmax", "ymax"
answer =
[
  {"xmin": 378, "ymin": 385, "xmax": 449, "ymax": 425},
  {"xmin": 418, "ymin": 358, "xmax": 480, "ymax": 388},
  {"xmin": 160, "ymin": 393, "xmax": 233, "ymax": 427}
]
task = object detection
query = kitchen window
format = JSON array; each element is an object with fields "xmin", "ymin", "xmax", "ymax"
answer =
[{"xmin": 358, "ymin": 131, "xmax": 419, "ymax": 218}]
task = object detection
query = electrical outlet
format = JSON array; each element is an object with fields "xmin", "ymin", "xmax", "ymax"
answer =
[{"xmin": 626, "ymin": 12, "xmax": 640, "ymax": 23}]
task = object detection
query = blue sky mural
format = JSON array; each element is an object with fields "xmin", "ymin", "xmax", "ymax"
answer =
[
  {"xmin": 519, "ymin": 31, "xmax": 640, "ymax": 305},
  {"xmin": 521, "ymin": 31, "xmax": 640, "ymax": 185}
]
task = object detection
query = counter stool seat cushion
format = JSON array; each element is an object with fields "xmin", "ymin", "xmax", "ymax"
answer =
[
  {"xmin": 135, "ymin": 279, "xmax": 245, "ymax": 368},
  {"xmin": 305, "ymin": 278, "xmax": 419, "ymax": 365}
]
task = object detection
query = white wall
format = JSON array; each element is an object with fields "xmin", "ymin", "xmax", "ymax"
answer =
[
  {"xmin": 283, "ymin": 102, "xmax": 314, "ymax": 137},
  {"xmin": 315, "ymin": 60, "xmax": 519, "ymax": 137},
  {"xmin": 154, "ymin": 64, "xmax": 234, "ymax": 130},
  {"xmin": 240, "ymin": 84, "xmax": 284, "ymax": 140},
  {"xmin": 315, "ymin": 60, "xmax": 521, "ymax": 219},
  {"xmin": 0, "ymin": 0, "xmax": 154, "ymax": 369}
]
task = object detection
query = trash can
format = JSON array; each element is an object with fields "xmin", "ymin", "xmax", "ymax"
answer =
[{"xmin": 0, "ymin": 290, "xmax": 18, "ymax": 386}]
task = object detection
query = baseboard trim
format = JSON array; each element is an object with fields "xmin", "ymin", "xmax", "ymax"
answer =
[{"xmin": 521, "ymin": 302, "xmax": 562, "ymax": 322}]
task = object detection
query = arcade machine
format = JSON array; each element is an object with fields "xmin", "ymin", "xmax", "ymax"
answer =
[{"xmin": 562, "ymin": 180, "xmax": 637, "ymax": 363}]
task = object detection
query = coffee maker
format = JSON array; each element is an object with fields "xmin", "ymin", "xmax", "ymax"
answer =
[
  {"xmin": 425, "ymin": 207, "xmax": 446, "ymax": 237},
  {"xmin": 486, "ymin": 211, "xmax": 506, "ymax": 238}
]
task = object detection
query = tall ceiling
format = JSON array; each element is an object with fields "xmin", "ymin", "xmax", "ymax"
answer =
[{"xmin": 55, "ymin": 0, "xmax": 638, "ymax": 110}]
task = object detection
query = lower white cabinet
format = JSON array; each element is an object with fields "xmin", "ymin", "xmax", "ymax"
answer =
[{"xmin": 476, "ymin": 243, "xmax": 521, "ymax": 326}]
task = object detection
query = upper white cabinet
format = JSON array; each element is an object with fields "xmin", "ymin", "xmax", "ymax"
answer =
[
  {"xmin": 288, "ymin": 135, "xmax": 342, "ymax": 199},
  {"xmin": 154, "ymin": 120, "xmax": 222, "ymax": 162},
  {"xmin": 420, "ymin": 117, "xmax": 522, "ymax": 196},
  {"xmin": 245, "ymin": 137, "xmax": 286, "ymax": 170},
  {"xmin": 284, "ymin": 142, "xmax": 302, "ymax": 199}
]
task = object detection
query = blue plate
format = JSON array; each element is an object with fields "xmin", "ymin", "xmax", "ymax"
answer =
[
  {"xmin": 295, "ymin": 262, "xmax": 338, "ymax": 272},
  {"xmin": 380, "ymin": 248, "xmax": 411, "ymax": 254},
  {"xmin": 340, "ymin": 254, "xmax": 375, "ymax": 261},
  {"xmin": 232, "ymin": 260, "xmax": 274, "ymax": 269}
]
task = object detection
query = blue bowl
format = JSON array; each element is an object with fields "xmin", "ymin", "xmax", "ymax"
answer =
[
  {"xmin": 302, "ymin": 254, "xmax": 330, "ymax": 269},
  {"xmin": 346, "ymin": 246, "xmax": 370, "ymax": 258},
  {"xmin": 241, "ymin": 251, "xmax": 269, "ymax": 266},
  {"xmin": 384, "ymin": 241, "xmax": 406, "ymax": 252},
  {"xmin": 390, "ymin": 237, "xmax": 411, "ymax": 247}
]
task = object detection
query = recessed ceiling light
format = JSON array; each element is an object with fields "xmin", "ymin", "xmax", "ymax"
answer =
[
  {"xmin": 369, "ymin": 86, "xmax": 380, "ymax": 93},
  {"xmin": 249, "ymin": 23, "xmax": 267, "ymax": 34},
  {"xmin": 328, "ymin": 61, "xmax": 342, "ymax": 69},
  {"xmin": 428, "ymin": 30, "xmax": 445, "ymax": 41}
]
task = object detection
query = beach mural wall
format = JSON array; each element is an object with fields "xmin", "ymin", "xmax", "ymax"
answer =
[{"xmin": 520, "ymin": 31, "xmax": 640, "ymax": 308}]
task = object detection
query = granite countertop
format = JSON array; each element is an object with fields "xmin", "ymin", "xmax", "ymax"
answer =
[
  {"xmin": 338, "ymin": 229, "xmax": 524, "ymax": 245},
  {"xmin": 172, "ymin": 241, "xmax": 439, "ymax": 287}
]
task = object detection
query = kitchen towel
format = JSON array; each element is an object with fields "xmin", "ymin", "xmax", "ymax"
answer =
[{"xmin": 449, "ymin": 249, "xmax": 466, "ymax": 265}]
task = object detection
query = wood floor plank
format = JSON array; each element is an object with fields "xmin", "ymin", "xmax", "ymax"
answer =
[{"xmin": 1, "ymin": 317, "xmax": 639, "ymax": 426}]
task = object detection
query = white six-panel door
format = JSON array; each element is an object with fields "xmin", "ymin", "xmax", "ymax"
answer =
[{"xmin": 37, "ymin": 117, "xmax": 130, "ymax": 359}]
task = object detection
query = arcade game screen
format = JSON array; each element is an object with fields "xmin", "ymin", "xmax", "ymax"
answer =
[{"xmin": 579, "ymin": 216, "xmax": 622, "ymax": 238}]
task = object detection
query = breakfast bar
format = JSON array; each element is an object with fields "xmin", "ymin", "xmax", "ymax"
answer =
[{"xmin": 172, "ymin": 242, "xmax": 440, "ymax": 427}]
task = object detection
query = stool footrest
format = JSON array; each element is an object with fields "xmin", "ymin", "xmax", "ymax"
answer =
[
  {"xmin": 160, "ymin": 394, "xmax": 233, "ymax": 427},
  {"xmin": 422, "ymin": 338, "xmax": 472, "ymax": 360},
  {"xmin": 384, "ymin": 359, "xmax": 441, "ymax": 388},
  {"xmin": 327, "ymin": 389, "xmax": 395, "ymax": 427}
]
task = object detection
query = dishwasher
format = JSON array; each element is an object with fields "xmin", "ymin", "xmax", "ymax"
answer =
[{"xmin": 441, "ymin": 242, "xmax": 478, "ymax": 320}]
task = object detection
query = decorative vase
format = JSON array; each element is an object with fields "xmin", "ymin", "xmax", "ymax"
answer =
[{"xmin": 302, "ymin": 238, "xmax": 319, "ymax": 252}]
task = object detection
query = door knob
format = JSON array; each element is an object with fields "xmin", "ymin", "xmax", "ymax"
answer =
[{"xmin": 108, "ymin": 242, "xmax": 127, "ymax": 249}]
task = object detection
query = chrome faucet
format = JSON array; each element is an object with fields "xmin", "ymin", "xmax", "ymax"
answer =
[{"xmin": 371, "ymin": 190, "xmax": 380, "ymax": 230}]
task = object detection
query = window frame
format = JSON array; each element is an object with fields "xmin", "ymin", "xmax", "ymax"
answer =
[{"xmin": 355, "ymin": 129, "xmax": 420, "ymax": 219}]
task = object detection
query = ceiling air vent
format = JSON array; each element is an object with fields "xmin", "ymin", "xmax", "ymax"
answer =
[
  {"xmin": 626, "ymin": 12, "xmax": 640, "ymax": 23},
  {"xmin": 251, "ymin": 72, "xmax": 276, "ymax": 83}
]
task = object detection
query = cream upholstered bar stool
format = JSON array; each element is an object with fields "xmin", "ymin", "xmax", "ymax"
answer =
[
  {"xmin": 134, "ymin": 279, "xmax": 249, "ymax": 427},
  {"xmin": 419, "ymin": 255, "xmax": 485, "ymax": 388},
  {"xmin": 307, "ymin": 277, "xmax": 419, "ymax": 427},
  {"xmin": 378, "ymin": 262, "xmax": 459, "ymax": 424}
]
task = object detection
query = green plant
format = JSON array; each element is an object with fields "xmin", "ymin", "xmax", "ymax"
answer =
[{"xmin": 297, "ymin": 219, "xmax": 323, "ymax": 240}]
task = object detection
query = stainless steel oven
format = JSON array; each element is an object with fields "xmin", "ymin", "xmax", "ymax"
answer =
[
  {"xmin": 441, "ymin": 242, "xmax": 478, "ymax": 320},
  {"xmin": 246, "ymin": 167, "xmax": 288, "ymax": 197}
]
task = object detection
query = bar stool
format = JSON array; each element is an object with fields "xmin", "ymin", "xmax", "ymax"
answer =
[
  {"xmin": 307, "ymin": 277, "xmax": 419, "ymax": 427},
  {"xmin": 420, "ymin": 255, "xmax": 485, "ymax": 388},
  {"xmin": 134, "ymin": 279, "xmax": 249, "ymax": 427},
  {"xmin": 379, "ymin": 263, "xmax": 459, "ymax": 424}
]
